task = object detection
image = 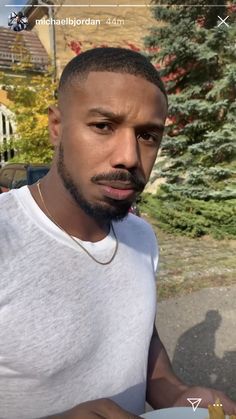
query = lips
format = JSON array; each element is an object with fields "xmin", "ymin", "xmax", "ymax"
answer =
[
  {"xmin": 104, "ymin": 182, "xmax": 136, "ymax": 188},
  {"xmin": 97, "ymin": 182, "xmax": 136, "ymax": 201}
]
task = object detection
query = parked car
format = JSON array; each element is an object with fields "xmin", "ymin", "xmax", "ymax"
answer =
[{"xmin": 0, "ymin": 163, "xmax": 50, "ymax": 193}]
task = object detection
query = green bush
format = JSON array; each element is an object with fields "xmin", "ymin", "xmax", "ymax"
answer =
[{"xmin": 140, "ymin": 191, "xmax": 236, "ymax": 239}]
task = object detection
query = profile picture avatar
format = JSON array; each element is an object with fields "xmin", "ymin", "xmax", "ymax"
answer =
[{"xmin": 8, "ymin": 11, "xmax": 28, "ymax": 32}]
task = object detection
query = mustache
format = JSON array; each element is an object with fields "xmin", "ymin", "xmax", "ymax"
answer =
[{"xmin": 91, "ymin": 171, "xmax": 146, "ymax": 192}]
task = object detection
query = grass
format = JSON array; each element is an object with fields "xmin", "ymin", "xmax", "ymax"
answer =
[{"xmin": 144, "ymin": 215, "xmax": 236, "ymax": 301}]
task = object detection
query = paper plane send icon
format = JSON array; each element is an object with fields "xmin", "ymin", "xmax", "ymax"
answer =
[{"xmin": 187, "ymin": 398, "xmax": 202, "ymax": 411}]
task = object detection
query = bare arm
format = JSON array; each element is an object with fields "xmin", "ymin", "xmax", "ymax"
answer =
[
  {"xmin": 146, "ymin": 326, "xmax": 188, "ymax": 409},
  {"xmin": 146, "ymin": 326, "xmax": 236, "ymax": 415}
]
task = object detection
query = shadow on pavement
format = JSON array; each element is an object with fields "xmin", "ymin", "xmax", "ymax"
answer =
[{"xmin": 172, "ymin": 310, "xmax": 236, "ymax": 400}]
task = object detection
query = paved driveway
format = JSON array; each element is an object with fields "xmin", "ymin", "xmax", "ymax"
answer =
[{"xmin": 156, "ymin": 286, "xmax": 236, "ymax": 401}]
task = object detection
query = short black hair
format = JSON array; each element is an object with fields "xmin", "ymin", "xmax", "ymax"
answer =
[
  {"xmin": 17, "ymin": 11, "xmax": 23, "ymax": 18},
  {"xmin": 58, "ymin": 47, "xmax": 167, "ymax": 101}
]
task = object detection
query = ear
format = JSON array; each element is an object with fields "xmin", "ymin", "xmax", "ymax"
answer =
[{"xmin": 48, "ymin": 105, "xmax": 61, "ymax": 146}]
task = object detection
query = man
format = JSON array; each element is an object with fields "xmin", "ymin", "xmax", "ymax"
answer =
[
  {"xmin": 8, "ymin": 11, "xmax": 28, "ymax": 32},
  {"xmin": 0, "ymin": 48, "xmax": 235, "ymax": 419}
]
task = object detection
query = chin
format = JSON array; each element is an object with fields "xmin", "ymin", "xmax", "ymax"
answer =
[
  {"xmin": 109, "ymin": 211, "xmax": 130, "ymax": 222},
  {"xmin": 89, "ymin": 200, "xmax": 131, "ymax": 223}
]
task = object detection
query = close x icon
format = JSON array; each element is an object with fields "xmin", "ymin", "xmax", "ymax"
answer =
[{"xmin": 217, "ymin": 15, "xmax": 230, "ymax": 27}]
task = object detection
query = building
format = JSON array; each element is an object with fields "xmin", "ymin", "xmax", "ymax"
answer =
[
  {"xmin": 1, "ymin": 0, "xmax": 156, "ymax": 165},
  {"xmin": 22, "ymin": 0, "xmax": 156, "ymax": 77},
  {"xmin": 0, "ymin": 26, "xmax": 49, "ymax": 164}
]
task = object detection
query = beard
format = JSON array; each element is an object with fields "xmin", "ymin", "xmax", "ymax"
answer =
[{"xmin": 57, "ymin": 143, "xmax": 144, "ymax": 223}]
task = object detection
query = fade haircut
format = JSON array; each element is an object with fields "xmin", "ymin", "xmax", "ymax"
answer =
[{"xmin": 58, "ymin": 47, "xmax": 167, "ymax": 101}]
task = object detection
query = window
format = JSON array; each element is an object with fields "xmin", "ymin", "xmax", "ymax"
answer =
[
  {"xmin": 2, "ymin": 114, "xmax": 6, "ymax": 135},
  {"xmin": 0, "ymin": 168, "xmax": 15, "ymax": 188},
  {"xmin": 11, "ymin": 169, "xmax": 27, "ymax": 188},
  {"xmin": 0, "ymin": 106, "xmax": 15, "ymax": 163},
  {"xmin": 27, "ymin": 167, "xmax": 49, "ymax": 184}
]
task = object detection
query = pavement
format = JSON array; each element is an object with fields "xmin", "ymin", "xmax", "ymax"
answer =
[{"xmin": 146, "ymin": 285, "xmax": 236, "ymax": 412}]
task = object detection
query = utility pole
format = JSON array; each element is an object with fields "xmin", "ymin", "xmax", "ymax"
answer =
[{"xmin": 38, "ymin": 0, "xmax": 57, "ymax": 82}]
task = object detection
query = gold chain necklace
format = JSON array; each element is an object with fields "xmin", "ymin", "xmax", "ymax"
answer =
[{"xmin": 36, "ymin": 180, "xmax": 119, "ymax": 265}]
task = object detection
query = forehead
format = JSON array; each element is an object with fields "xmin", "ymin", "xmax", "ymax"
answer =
[{"xmin": 60, "ymin": 71, "xmax": 167, "ymax": 122}]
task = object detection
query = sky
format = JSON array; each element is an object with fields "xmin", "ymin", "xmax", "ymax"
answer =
[{"xmin": 0, "ymin": 0, "xmax": 27, "ymax": 28}]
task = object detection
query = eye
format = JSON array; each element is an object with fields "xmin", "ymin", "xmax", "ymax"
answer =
[
  {"xmin": 137, "ymin": 132, "xmax": 159, "ymax": 143},
  {"xmin": 93, "ymin": 122, "xmax": 112, "ymax": 131}
]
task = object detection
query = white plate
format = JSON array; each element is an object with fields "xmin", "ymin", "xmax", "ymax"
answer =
[{"xmin": 141, "ymin": 407, "xmax": 209, "ymax": 419}]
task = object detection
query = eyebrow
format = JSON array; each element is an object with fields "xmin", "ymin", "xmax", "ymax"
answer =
[
  {"xmin": 87, "ymin": 107, "xmax": 123, "ymax": 123},
  {"xmin": 87, "ymin": 107, "xmax": 165, "ymax": 131}
]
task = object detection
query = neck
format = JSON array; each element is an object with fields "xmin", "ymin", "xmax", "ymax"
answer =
[{"xmin": 29, "ymin": 171, "xmax": 110, "ymax": 242}]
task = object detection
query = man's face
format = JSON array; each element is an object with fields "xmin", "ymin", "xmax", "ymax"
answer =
[{"xmin": 50, "ymin": 71, "xmax": 167, "ymax": 223}]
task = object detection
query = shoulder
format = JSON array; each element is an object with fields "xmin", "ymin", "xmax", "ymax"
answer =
[
  {"xmin": 121, "ymin": 213, "xmax": 156, "ymax": 236},
  {"xmin": 0, "ymin": 188, "xmax": 32, "ymax": 247},
  {"xmin": 0, "ymin": 190, "xmax": 20, "ymax": 228},
  {"xmin": 114, "ymin": 214, "xmax": 159, "ymax": 273},
  {"xmin": 114, "ymin": 213, "xmax": 158, "ymax": 250},
  {"xmin": 0, "ymin": 192, "xmax": 14, "ymax": 244},
  {"xmin": 0, "ymin": 189, "xmax": 15, "ymax": 208}
]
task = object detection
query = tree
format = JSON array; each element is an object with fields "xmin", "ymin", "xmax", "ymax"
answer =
[
  {"xmin": 0, "ymin": 62, "xmax": 56, "ymax": 163},
  {"xmin": 1, "ymin": 39, "xmax": 142, "ymax": 164},
  {"xmin": 142, "ymin": 0, "xmax": 236, "ymax": 238}
]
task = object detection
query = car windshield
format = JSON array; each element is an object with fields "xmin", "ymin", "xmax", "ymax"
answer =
[{"xmin": 28, "ymin": 167, "xmax": 49, "ymax": 185}]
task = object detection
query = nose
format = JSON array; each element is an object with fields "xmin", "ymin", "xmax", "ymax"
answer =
[{"xmin": 110, "ymin": 128, "xmax": 140, "ymax": 170}]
